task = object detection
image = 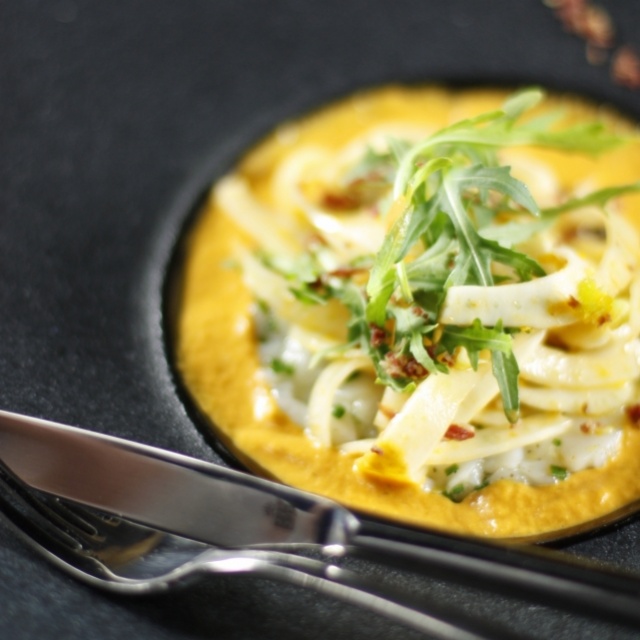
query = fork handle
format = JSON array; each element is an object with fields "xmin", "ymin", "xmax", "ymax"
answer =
[
  {"xmin": 225, "ymin": 549, "xmax": 523, "ymax": 640},
  {"xmin": 350, "ymin": 519, "xmax": 640, "ymax": 628}
]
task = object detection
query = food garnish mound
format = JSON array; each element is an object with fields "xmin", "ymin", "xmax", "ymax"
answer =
[{"xmin": 177, "ymin": 86, "xmax": 640, "ymax": 538}]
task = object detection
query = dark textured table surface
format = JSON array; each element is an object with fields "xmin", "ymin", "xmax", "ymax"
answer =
[{"xmin": 1, "ymin": 1, "xmax": 640, "ymax": 638}]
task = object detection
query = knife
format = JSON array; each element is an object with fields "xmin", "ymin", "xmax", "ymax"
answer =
[
  {"xmin": 2, "ymin": 406, "xmax": 640, "ymax": 628},
  {"xmin": 0, "ymin": 408, "xmax": 358, "ymax": 549}
]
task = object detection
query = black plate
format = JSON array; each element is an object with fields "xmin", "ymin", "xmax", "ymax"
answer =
[{"xmin": 2, "ymin": 1, "xmax": 640, "ymax": 638}]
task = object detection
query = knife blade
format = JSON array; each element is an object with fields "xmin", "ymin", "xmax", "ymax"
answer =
[{"xmin": 0, "ymin": 409, "xmax": 358, "ymax": 548}]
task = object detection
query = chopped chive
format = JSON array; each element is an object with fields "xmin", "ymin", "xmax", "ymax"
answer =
[
  {"xmin": 445, "ymin": 464, "xmax": 459, "ymax": 476},
  {"xmin": 474, "ymin": 480, "xmax": 490, "ymax": 492},
  {"xmin": 449, "ymin": 483, "xmax": 465, "ymax": 495},
  {"xmin": 332, "ymin": 404, "xmax": 346, "ymax": 419},
  {"xmin": 442, "ymin": 483, "xmax": 466, "ymax": 502},
  {"xmin": 552, "ymin": 438, "xmax": 562, "ymax": 446},
  {"xmin": 271, "ymin": 358, "xmax": 295, "ymax": 375},
  {"xmin": 550, "ymin": 465, "xmax": 568, "ymax": 481}
]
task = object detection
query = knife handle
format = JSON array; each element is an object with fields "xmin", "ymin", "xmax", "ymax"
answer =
[{"xmin": 349, "ymin": 518, "xmax": 640, "ymax": 628}]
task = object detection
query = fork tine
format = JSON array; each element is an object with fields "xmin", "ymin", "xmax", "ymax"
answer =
[
  {"xmin": 0, "ymin": 459, "xmax": 167, "ymax": 560},
  {"xmin": 0, "ymin": 460, "xmax": 84, "ymax": 552}
]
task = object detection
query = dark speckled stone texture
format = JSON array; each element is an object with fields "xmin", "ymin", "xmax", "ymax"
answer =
[{"xmin": 1, "ymin": 1, "xmax": 639, "ymax": 638}]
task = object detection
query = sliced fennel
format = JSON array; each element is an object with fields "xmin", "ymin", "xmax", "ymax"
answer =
[
  {"xmin": 225, "ymin": 87, "xmax": 640, "ymax": 496},
  {"xmin": 427, "ymin": 415, "xmax": 573, "ymax": 465}
]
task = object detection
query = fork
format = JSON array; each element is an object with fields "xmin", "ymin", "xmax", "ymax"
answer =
[{"xmin": 0, "ymin": 461, "xmax": 512, "ymax": 640}]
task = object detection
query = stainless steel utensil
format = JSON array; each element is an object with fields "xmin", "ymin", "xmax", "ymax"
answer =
[
  {"xmin": 0, "ymin": 447, "xmax": 506, "ymax": 640},
  {"xmin": 2, "ymin": 408, "xmax": 640, "ymax": 634}
]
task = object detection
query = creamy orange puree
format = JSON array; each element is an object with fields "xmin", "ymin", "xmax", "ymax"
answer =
[{"xmin": 175, "ymin": 86, "xmax": 640, "ymax": 540}]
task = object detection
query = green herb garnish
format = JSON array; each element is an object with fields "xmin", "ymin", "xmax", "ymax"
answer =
[
  {"xmin": 256, "ymin": 88, "xmax": 639, "ymax": 423},
  {"xmin": 271, "ymin": 358, "xmax": 295, "ymax": 376},
  {"xmin": 332, "ymin": 404, "xmax": 346, "ymax": 419},
  {"xmin": 550, "ymin": 465, "xmax": 569, "ymax": 481},
  {"xmin": 443, "ymin": 483, "xmax": 466, "ymax": 502}
]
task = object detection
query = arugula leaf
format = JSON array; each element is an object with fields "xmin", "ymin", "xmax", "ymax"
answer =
[
  {"xmin": 440, "ymin": 320, "xmax": 514, "ymax": 368},
  {"xmin": 541, "ymin": 181, "xmax": 640, "ymax": 217},
  {"xmin": 479, "ymin": 218, "xmax": 553, "ymax": 246},
  {"xmin": 409, "ymin": 330, "xmax": 446, "ymax": 375},
  {"xmin": 393, "ymin": 88, "xmax": 630, "ymax": 198},
  {"xmin": 501, "ymin": 87, "xmax": 544, "ymax": 118},
  {"xmin": 492, "ymin": 347, "xmax": 520, "ymax": 423},
  {"xmin": 441, "ymin": 320, "xmax": 520, "ymax": 422},
  {"xmin": 366, "ymin": 158, "xmax": 452, "ymax": 324},
  {"xmin": 252, "ymin": 88, "xmax": 639, "ymax": 423},
  {"xmin": 438, "ymin": 165, "xmax": 542, "ymax": 286}
]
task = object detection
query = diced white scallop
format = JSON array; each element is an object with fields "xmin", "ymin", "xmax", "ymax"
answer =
[
  {"xmin": 518, "ymin": 460, "xmax": 558, "ymax": 486},
  {"xmin": 445, "ymin": 460, "xmax": 484, "ymax": 495},
  {"xmin": 307, "ymin": 356, "xmax": 375, "ymax": 447},
  {"xmin": 483, "ymin": 446, "xmax": 525, "ymax": 474},
  {"xmin": 330, "ymin": 373, "xmax": 383, "ymax": 443},
  {"xmin": 559, "ymin": 430, "xmax": 623, "ymax": 472},
  {"xmin": 487, "ymin": 467, "xmax": 529, "ymax": 485}
]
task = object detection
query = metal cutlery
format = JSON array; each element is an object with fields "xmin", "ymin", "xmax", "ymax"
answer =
[
  {"xmin": 0, "ymin": 459, "xmax": 499, "ymax": 640},
  {"xmin": 1, "ymin": 408, "xmax": 640, "ymax": 637}
]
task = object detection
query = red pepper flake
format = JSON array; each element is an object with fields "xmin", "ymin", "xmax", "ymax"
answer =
[
  {"xmin": 437, "ymin": 351, "xmax": 456, "ymax": 367},
  {"xmin": 321, "ymin": 191, "xmax": 361, "ymax": 211},
  {"xmin": 580, "ymin": 422, "xmax": 593, "ymax": 434},
  {"xmin": 612, "ymin": 46, "xmax": 640, "ymax": 90},
  {"xmin": 625, "ymin": 404, "xmax": 640, "ymax": 427},
  {"xmin": 307, "ymin": 277, "xmax": 329, "ymax": 296},
  {"xmin": 369, "ymin": 324, "xmax": 388, "ymax": 348},
  {"xmin": 567, "ymin": 296, "xmax": 581, "ymax": 309},
  {"xmin": 444, "ymin": 424, "xmax": 475, "ymax": 441},
  {"xmin": 327, "ymin": 266, "xmax": 369, "ymax": 279},
  {"xmin": 371, "ymin": 445, "xmax": 384, "ymax": 455},
  {"xmin": 403, "ymin": 357, "xmax": 428, "ymax": 378},
  {"xmin": 383, "ymin": 352, "xmax": 428, "ymax": 379}
]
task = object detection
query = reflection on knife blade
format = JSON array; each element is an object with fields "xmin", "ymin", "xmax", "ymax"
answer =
[{"xmin": 0, "ymin": 409, "xmax": 359, "ymax": 548}]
